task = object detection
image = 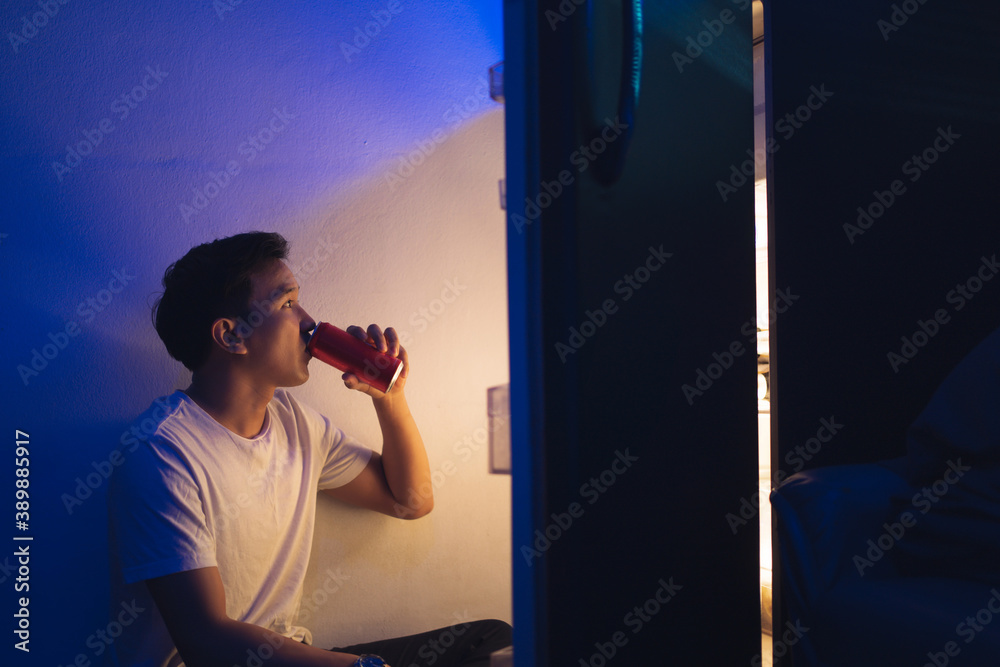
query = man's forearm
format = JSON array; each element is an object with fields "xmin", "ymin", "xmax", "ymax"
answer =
[
  {"xmin": 180, "ymin": 618, "xmax": 359, "ymax": 667},
  {"xmin": 372, "ymin": 391, "xmax": 433, "ymax": 517}
]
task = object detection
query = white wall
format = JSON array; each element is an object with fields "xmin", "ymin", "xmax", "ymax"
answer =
[{"xmin": 0, "ymin": 0, "xmax": 510, "ymax": 661}]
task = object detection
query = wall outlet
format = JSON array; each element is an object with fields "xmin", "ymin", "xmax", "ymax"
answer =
[{"xmin": 487, "ymin": 383, "xmax": 510, "ymax": 474}]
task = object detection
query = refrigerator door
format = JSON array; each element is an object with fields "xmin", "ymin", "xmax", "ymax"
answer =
[
  {"xmin": 505, "ymin": 1, "xmax": 760, "ymax": 664},
  {"xmin": 765, "ymin": 1, "xmax": 1000, "ymax": 664}
]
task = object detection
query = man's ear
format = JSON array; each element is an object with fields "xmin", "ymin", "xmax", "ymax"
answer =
[{"xmin": 209, "ymin": 318, "xmax": 249, "ymax": 356}]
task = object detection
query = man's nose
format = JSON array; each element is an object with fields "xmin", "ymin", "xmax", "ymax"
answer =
[{"xmin": 300, "ymin": 310, "xmax": 316, "ymax": 334}]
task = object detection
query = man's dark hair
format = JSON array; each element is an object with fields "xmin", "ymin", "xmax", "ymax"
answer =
[{"xmin": 152, "ymin": 231, "xmax": 289, "ymax": 371}]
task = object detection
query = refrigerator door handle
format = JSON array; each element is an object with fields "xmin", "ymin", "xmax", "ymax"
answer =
[{"xmin": 585, "ymin": 0, "xmax": 643, "ymax": 186}]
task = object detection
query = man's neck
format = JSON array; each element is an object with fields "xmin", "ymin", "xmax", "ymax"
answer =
[{"xmin": 183, "ymin": 371, "xmax": 275, "ymax": 439}]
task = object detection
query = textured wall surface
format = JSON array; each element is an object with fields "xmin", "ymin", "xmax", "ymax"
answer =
[{"xmin": 0, "ymin": 1, "xmax": 510, "ymax": 661}]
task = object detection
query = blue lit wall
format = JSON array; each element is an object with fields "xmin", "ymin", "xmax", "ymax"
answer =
[{"xmin": 0, "ymin": 1, "xmax": 509, "ymax": 663}]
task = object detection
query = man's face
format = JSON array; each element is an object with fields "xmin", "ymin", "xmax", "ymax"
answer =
[{"xmin": 239, "ymin": 259, "xmax": 316, "ymax": 388}]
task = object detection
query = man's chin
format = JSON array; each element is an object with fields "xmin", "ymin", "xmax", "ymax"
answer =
[{"xmin": 279, "ymin": 368, "xmax": 310, "ymax": 388}]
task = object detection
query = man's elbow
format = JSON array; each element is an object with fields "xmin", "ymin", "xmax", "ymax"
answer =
[
  {"xmin": 405, "ymin": 497, "xmax": 434, "ymax": 519},
  {"xmin": 412, "ymin": 497, "xmax": 434, "ymax": 519},
  {"xmin": 169, "ymin": 617, "xmax": 234, "ymax": 667},
  {"xmin": 393, "ymin": 496, "xmax": 434, "ymax": 520}
]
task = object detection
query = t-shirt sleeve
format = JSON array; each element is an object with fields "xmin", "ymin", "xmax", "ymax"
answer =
[
  {"xmin": 317, "ymin": 425, "xmax": 373, "ymax": 490},
  {"xmin": 109, "ymin": 437, "xmax": 217, "ymax": 585}
]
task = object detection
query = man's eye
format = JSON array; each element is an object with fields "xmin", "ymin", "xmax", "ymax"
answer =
[{"xmin": 284, "ymin": 299, "xmax": 295, "ymax": 308}]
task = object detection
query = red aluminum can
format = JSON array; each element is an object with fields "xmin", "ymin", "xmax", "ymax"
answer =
[{"xmin": 306, "ymin": 322, "xmax": 403, "ymax": 393}]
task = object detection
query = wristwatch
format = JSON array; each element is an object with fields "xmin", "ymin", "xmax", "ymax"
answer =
[{"xmin": 353, "ymin": 655, "xmax": 388, "ymax": 667}]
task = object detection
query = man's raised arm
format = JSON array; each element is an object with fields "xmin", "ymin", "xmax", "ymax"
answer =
[{"xmin": 323, "ymin": 324, "xmax": 433, "ymax": 520}]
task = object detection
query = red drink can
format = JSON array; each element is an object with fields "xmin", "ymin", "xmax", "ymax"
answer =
[{"xmin": 306, "ymin": 322, "xmax": 404, "ymax": 393}]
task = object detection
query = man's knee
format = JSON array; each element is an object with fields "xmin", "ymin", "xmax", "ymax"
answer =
[{"xmin": 469, "ymin": 619, "xmax": 512, "ymax": 650}]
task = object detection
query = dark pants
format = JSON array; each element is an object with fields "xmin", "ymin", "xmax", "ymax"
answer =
[{"xmin": 328, "ymin": 619, "xmax": 512, "ymax": 667}]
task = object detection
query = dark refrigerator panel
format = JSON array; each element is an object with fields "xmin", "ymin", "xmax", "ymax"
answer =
[
  {"xmin": 506, "ymin": 1, "xmax": 761, "ymax": 664},
  {"xmin": 765, "ymin": 1, "xmax": 1000, "ymax": 664}
]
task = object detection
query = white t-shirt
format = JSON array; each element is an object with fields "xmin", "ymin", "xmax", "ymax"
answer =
[{"xmin": 107, "ymin": 389, "xmax": 372, "ymax": 667}]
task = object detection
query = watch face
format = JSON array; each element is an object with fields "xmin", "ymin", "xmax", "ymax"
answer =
[{"xmin": 358, "ymin": 655, "xmax": 386, "ymax": 667}]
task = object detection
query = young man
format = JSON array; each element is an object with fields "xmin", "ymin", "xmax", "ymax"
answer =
[{"xmin": 108, "ymin": 232, "xmax": 510, "ymax": 666}]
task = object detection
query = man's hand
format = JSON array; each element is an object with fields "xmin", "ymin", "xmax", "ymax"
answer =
[{"xmin": 341, "ymin": 324, "xmax": 407, "ymax": 399}]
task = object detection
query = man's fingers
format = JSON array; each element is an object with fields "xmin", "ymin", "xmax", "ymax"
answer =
[
  {"xmin": 347, "ymin": 323, "xmax": 403, "ymax": 359},
  {"xmin": 366, "ymin": 323, "xmax": 386, "ymax": 352},
  {"xmin": 346, "ymin": 324, "xmax": 369, "ymax": 343},
  {"xmin": 384, "ymin": 327, "xmax": 400, "ymax": 357},
  {"xmin": 342, "ymin": 372, "xmax": 380, "ymax": 397}
]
